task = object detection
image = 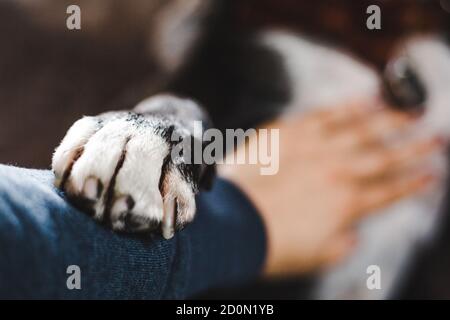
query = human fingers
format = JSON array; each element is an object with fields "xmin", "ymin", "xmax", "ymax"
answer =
[{"xmin": 342, "ymin": 137, "xmax": 443, "ymax": 181}]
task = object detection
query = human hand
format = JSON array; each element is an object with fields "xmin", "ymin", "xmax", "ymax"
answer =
[{"xmin": 219, "ymin": 102, "xmax": 444, "ymax": 277}]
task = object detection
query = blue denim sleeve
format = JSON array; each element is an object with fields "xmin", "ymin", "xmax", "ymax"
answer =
[{"xmin": 0, "ymin": 165, "xmax": 266, "ymax": 299}]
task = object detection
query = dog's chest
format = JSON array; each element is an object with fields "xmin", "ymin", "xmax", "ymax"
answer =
[{"xmin": 260, "ymin": 30, "xmax": 449, "ymax": 299}]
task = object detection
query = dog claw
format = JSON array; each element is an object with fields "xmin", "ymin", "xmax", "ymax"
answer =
[
  {"xmin": 162, "ymin": 198, "xmax": 176, "ymax": 239},
  {"xmin": 83, "ymin": 177, "xmax": 102, "ymax": 200}
]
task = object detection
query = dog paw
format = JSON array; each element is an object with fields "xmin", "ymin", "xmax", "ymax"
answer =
[{"xmin": 52, "ymin": 109, "xmax": 206, "ymax": 239}]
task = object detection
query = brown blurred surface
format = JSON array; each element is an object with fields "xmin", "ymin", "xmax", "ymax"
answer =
[
  {"xmin": 234, "ymin": 0, "xmax": 449, "ymax": 68},
  {"xmin": 0, "ymin": 2, "xmax": 162, "ymax": 169},
  {"xmin": 1, "ymin": 0, "xmax": 448, "ymax": 168}
]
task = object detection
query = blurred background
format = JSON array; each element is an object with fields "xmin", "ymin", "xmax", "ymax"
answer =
[
  {"xmin": 1, "ymin": 0, "xmax": 449, "ymax": 169},
  {"xmin": 1, "ymin": 0, "xmax": 450, "ymax": 298}
]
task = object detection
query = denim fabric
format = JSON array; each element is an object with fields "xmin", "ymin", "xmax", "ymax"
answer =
[{"xmin": 0, "ymin": 165, "xmax": 266, "ymax": 299}]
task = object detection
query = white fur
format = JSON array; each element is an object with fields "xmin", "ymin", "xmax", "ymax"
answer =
[
  {"xmin": 112, "ymin": 127, "xmax": 168, "ymax": 228},
  {"xmin": 261, "ymin": 31, "xmax": 450, "ymax": 299},
  {"xmin": 52, "ymin": 116, "xmax": 100, "ymax": 187},
  {"xmin": 261, "ymin": 31, "xmax": 380, "ymax": 114},
  {"xmin": 52, "ymin": 111, "xmax": 196, "ymax": 234},
  {"xmin": 403, "ymin": 37, "xmax": 450, "ymax": 138},
  {"xmin": 68, "ymin": 118, "xmax": 133, "ymax": 218}
]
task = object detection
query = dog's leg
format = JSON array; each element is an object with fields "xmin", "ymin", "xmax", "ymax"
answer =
[{"xmin": 52, "ymin": 94, "xmax": 215, "ymax": 239}]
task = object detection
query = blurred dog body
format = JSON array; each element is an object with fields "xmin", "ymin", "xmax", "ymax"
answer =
[
  {"xmin": 261, "ymin": 31, "xmax": 450, "ymax": 299},
  {"xmin": 13, "ymin": 0, "xmax": 450, "ymax": 298}
]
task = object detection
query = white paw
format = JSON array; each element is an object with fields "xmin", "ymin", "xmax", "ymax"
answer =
[{"xmin": 52, "ymin": 112, "xmax": 200, "ymax": 239}]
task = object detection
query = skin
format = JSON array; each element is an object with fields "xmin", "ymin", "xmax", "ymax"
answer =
[{"xmin": 219, "ymin": 102, "xmax": 445, "ymax": 277}]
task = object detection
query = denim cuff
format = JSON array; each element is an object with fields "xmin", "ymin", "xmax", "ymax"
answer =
[{"xmin": 168, "ymin": 178, "xmax": 267, "ymax": 298}]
